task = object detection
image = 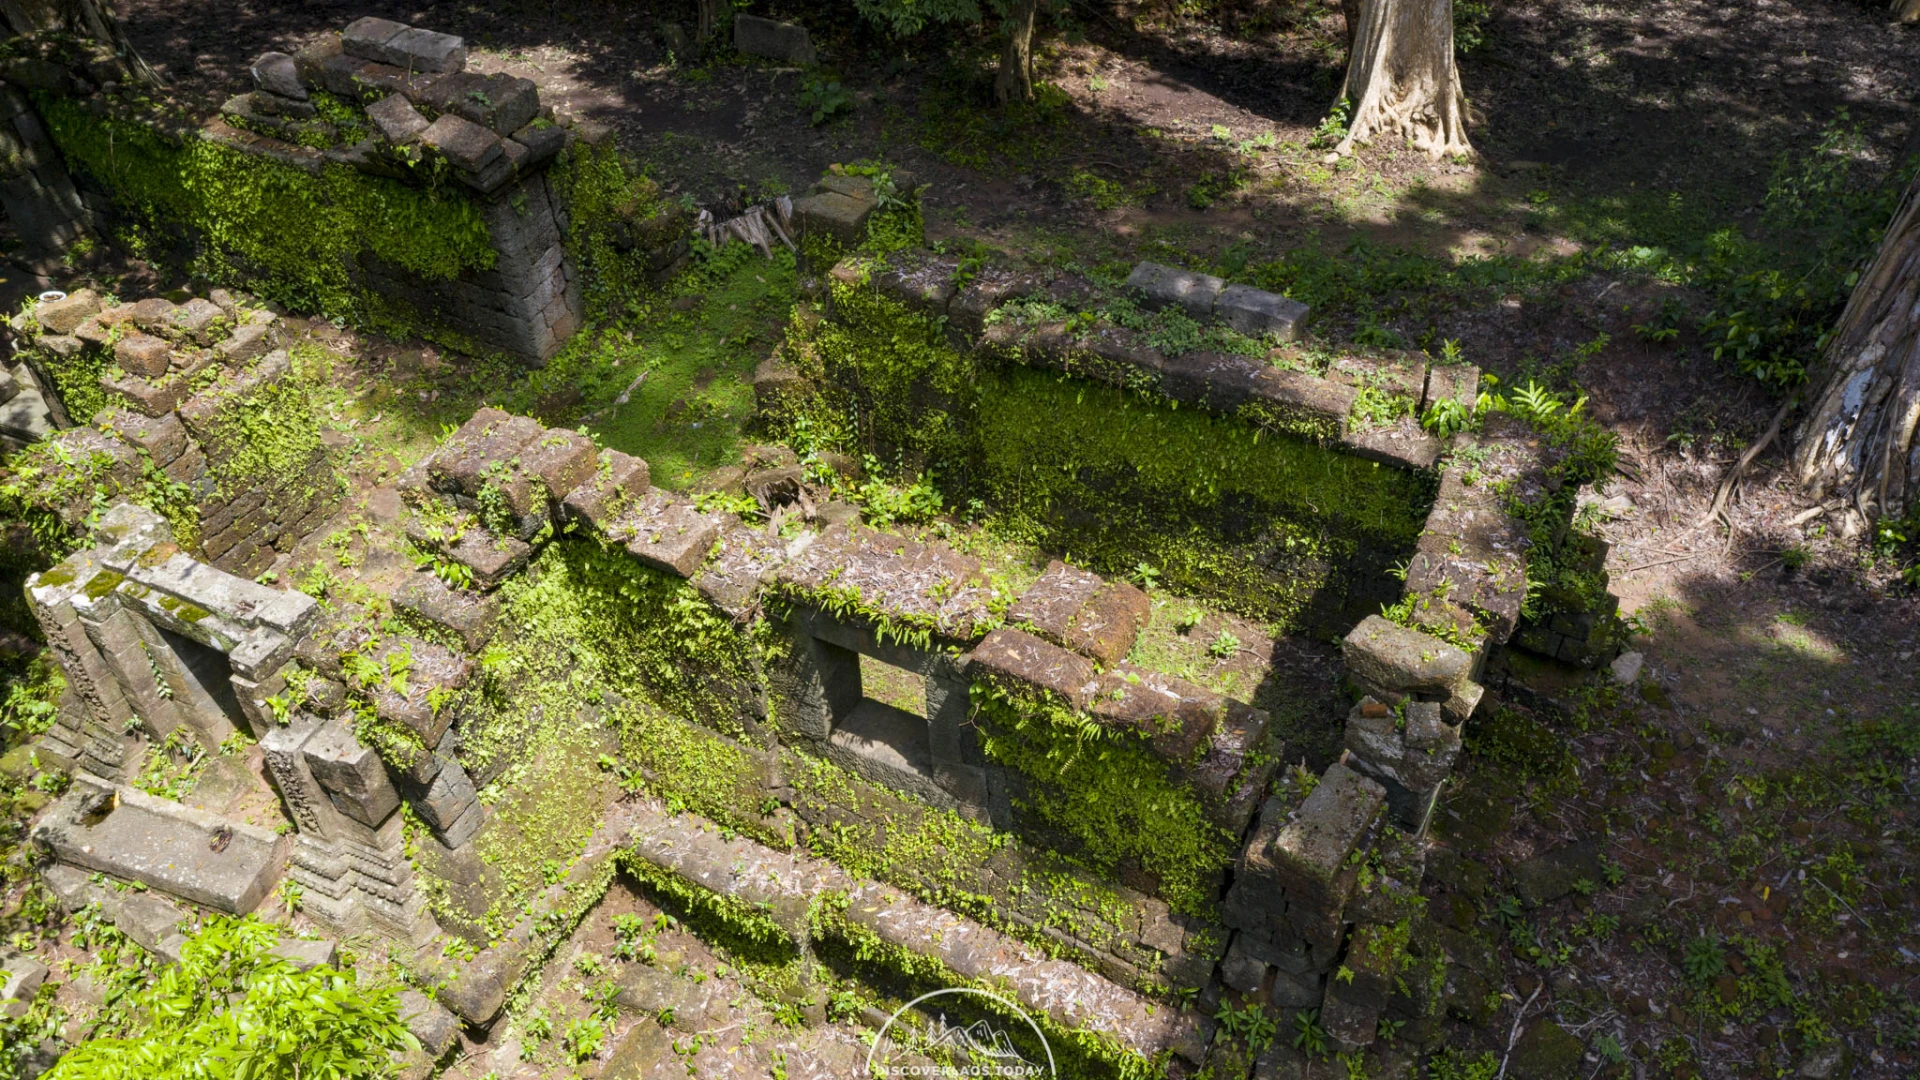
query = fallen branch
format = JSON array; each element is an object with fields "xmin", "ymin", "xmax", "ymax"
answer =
[{"xmin": 1697, "ymin": 396, "xmax": 1795, "ymax": 530}]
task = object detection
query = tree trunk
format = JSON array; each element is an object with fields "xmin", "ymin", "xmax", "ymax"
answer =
[
  {"xmin": 1341, "ymin": 0, "xmax": 1362, "ymax": 53},
  {"xmin": 1897, "ymin": 0, "xmax": 1920, "ymax": 23},
  {"xmin": 1, "ymin": 0, "xmax": 161, "ymax": 86},
  {"xmin": 1791, "ymin": 172, "xmax": 1920, "ymax": 527},
  {"xmin": 995, "ymin": 0, "xmax": 1036, "ymax": 105},
  {"xmin": 695, "ymin": 0, "xmax": 723, "ymax": 46},
  {"xmin": 1333, "ymin": 0, "xmax": 1472, "ymax": 160}
]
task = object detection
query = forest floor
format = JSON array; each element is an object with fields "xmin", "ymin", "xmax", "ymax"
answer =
[{"xmin": 1, "ymin": 0, "xmax": 1918, "ymax": 1078}]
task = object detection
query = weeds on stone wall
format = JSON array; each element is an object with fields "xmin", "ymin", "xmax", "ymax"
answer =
[
  {"xmin": 791, "ymin": 282, "xmax": 1433, "ymax": 629},
  {"xmin": 971, "ymin": 683, "xmax": 1237, "ymax": 916},
  {"xmin": 546, "ymin": 140, "xmax": 681, "ymax": 319},
  {"xmin": 0, "ymin": 437, "xmax": 198, "ymax": 558},
  {"xmin": 38, "ymin": 96, "xmax": 494, "ymax": 330}
]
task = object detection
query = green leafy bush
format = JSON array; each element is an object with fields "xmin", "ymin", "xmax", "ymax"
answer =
[{"xmin": 48, "ymin": 916, "xmax": 416, "ymax": 1080}]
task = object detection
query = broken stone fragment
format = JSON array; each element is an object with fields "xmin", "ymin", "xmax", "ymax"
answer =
[
  {"xmin": 365, "ymin": 93, "xmax": 429, "ymax": 145},
  {"xmin": 250, "ymin": 51, "xmax": 307, "ymax": 100},
  {"xmin": 418, "ymin": 113, "xmax": 501, "ymax": 172}
]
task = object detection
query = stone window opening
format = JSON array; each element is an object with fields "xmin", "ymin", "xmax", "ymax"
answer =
[{"xmin": 830, "ymin": 653, "xmax": 935, "ymax": 782}]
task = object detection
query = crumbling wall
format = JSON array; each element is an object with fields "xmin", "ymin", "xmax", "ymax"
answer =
[
  {"xmin": 764, "ymin": 247, "xmax": 1446, "ymax": 633},
  {"xmin": 7, "ymin": 287, "xmax": 339, "ymax": 578},
  {"xmin": 0, "ymin": 17, "xmax": 600, "ymax": 364}
]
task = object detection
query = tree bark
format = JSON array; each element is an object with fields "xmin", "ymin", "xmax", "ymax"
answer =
[
  {"xmin": 995, "ymin": 0, "xmax": 1036, "ymax": 105},
  {"xmin": 695, "ymin": 0, "xmax": 724, "ymax": 46},
  {"xmin": 1, "ymin": 0, "xmax": 161, "ymax": 86},
  {"xmin": 1341, "ymin": 0, "xmax": 1362, "ymax": 53},
  {"xmin": 1333, "ymin": 0, "xmax": 1472, "ymax": 160},
  {"xmin": 1791, "ymin": 172, "xmax": 1920, "ymax": 526}
]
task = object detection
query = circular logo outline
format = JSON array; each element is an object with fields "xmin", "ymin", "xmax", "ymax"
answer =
[{"xmin": 864, "ymin": 987, "xmax": 1057, "ymax": 1079}]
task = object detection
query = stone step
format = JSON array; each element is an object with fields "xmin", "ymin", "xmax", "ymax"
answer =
[{"xmin": 616, "ymin": 799, "xmax": 1207, "ymax": 1068}]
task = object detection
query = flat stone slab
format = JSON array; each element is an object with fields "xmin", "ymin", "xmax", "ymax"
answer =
[
  {"xmin": 618, "ymin": 798, "xmax": 1204, "ymax": 1066},
  {"xmin": 1341, "ymin": 416, "xmax": 1444, "ymax": 471},
  {"xmin": 1008, "ymin": 560, "xmax": 1149, "ymax": 664},
  {"xmin": 775, "ymin": 525, "xmax": 998, "ymax": 642},
  {"xmin": 33, "ymin": 774, "xmax": 288, "ymax": 914},
  {"xmin": 1127, "ymin": 261, "xmax": 1224, "ymax": 319},
  {"xmin": 965, "ymin": 627, "xmax": 1097, "ymax": 709},
  {"xmin": 1215, "ymin": 283, "xmax": 1308, "ymax": 340},
  {"xmin": 609, "ymin": 490, "xmax": 722, "ymax": 578},
  {"xmin": 517, "ymin": 427, "xmax": 598, "ymax": 501}
]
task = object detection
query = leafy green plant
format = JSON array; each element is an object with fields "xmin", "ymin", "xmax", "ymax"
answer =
[
  {"xmin": 47, "ymin": 916, "xmax": 416, "ymax": 1079},
  {"xmin": 1682, "ymin": 933, "xmax": 1728, "ymax": 983},
  {"xmin": 799, "ymin": 74, "xmax": 853, "ymax": 126},
  {"xmin": 1207, "ymin": 630, "xmax": 1241, "ymax": 659},
  {"xmin": 1213, "ymin": 1000, "xmax": 1277, "ymax": 1052},
  {"xmin": 1292, "ymin": 1007, "xmax": 1328, "ymax": 1057},
  {"xmin": 562, "ymin": 1015, "xmax": 606, "ymax": 1063},
  {"xmin": 1311, "ymin": 99, "xmax": 1352, "ymax": 150}
]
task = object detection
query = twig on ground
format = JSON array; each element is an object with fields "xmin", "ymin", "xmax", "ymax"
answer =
[{"xmin": 1497, "ymin": 983, "xmax": 1545, "ymax": 1080}]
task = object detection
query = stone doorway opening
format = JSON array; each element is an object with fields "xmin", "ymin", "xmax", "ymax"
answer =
[{"xmin": 153, "ymin": 624, "xmax": 248, "ymax": 743}]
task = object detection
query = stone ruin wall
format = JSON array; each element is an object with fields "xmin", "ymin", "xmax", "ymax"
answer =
[{"xmin": 0, "ymin": 15, "xmax": 620, "ymax": 364}]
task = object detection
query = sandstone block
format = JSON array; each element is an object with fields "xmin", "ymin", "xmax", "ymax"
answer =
[
  {"xmin": 517, "ymin": 427, "xmax": 597, "ymax": 501},
  {"xmin": 418, "ymin": 72, "xmax": 538, "ymax": 136},
  {"xmin": 1342, "ymin": 615, "xmax": 1471, "ymax": 696},
  {"xmin": 250, "ymin": 51, "xmax": 307, "ymax": 100},
  {"xmin": 113, "ymin": 332, "xmax": 171, "ymax": 378},
  {"xmin": 341, "ymin": 16, "xmax": 410, "ymax": 62},
  {"xmin": 32, "ymin": 776, "xmax": 288, "ymax": 914},
  {"xmin": 420, "ymin": 113, "xmax": 502, "ymax": 172},
  {"xmin": 302, "ymin": 719, "xmax": 402, "ymax": 828},
  {"xmin": 965, "ymin": 628, "xmax": 1096, "ymax": 710},
  {"xmin": 380, "ymin": 27, "xmax": 466, "ymax": 74},
  {"xmin": 394, "ymin": 572, "xmax": 499, "ymax": 652},
  {"xmin": 1127, "ymin": 261, "xmax": 1223, "ymax": 319},
  {"xmin": 365, "ymin": 93, "xmax": 429, "ymax": 145},
  {"xmin": 560, "ymin": 448, "xmax": 650, "ymax": 531},
  {"xmin": 733, "ymin": 14, "xmax": 817, "ymax": 64},
  {"xmin": 1215, "ymin": 283, "xmax": 1308, "ymax": 340},
  {"xmin": 613, "ymin": 491, "xmax": 721, "ymax": 578},
  {"xmin": 35, "ymin": 288, "xmax": 100, "ymax": 334}
]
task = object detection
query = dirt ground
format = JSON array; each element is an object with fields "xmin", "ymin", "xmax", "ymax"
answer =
[{"xmin": 3, "ymin": 0, "xmax": 1917, "ymax": 1076}]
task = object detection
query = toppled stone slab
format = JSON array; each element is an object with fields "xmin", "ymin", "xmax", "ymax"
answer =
[
  {"xmin": 775, "ymin": 525, "xmax": 998, "ymax": 642},
  {"xmin": 1127, "ymin": 261, "xmax": 1223, "ymax": 319},
  {"xmin": 1008, "ymin": 560, "xmax": 1150, "ymax": 665},
  {"xmin": 250, "ymin": 51, "xmax": 306, "ymax": 99},
  {"xmin": 733, "ymin": 14, "xmax": 817, "ymax": 64},
  {"xmin": 1343, "ymin": 698, "xmax": 1461, "ymax": 830},
  {"xmin": 428, "ymin": 407, "xmax": 543, "ymax": 496},
  {"xmin": 272, "ymin": 937, "xmax": 339, "ymax": 971},
  {"xmin": 517, "ymin": 427, "xmax": 598, "ymax": 501},
  {"xmin": 398, "ymin": 989, "xmax": 460, "ymax": 1057},
  {"xmin": 33, "ymin": 775, "xmax": 289, "ymax": 913},
  {"xmin": 419, "ymin": 113, "xmax": 501, "ymax": 173},
  {"xmin": 417, "ymin": 71, "xmax": 539, "ymax": 137},
  {"xmin": 394, "ymin": 571, "xmax": 500, "ymax": 652},
  {"xmin": 609, "ymin": 490, "xmax": 722, "ymax": 578},
  {"xmin": 1215, "ymin": 282, "xmax": 1308, "ymax": 340},
  {"xmin": 1341, "ymin": 417, "xmax": 1444, "ymax": 471},
  {"xmin": 114, "ymin": 332, "xmax": 172, "ymax": 378}
]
